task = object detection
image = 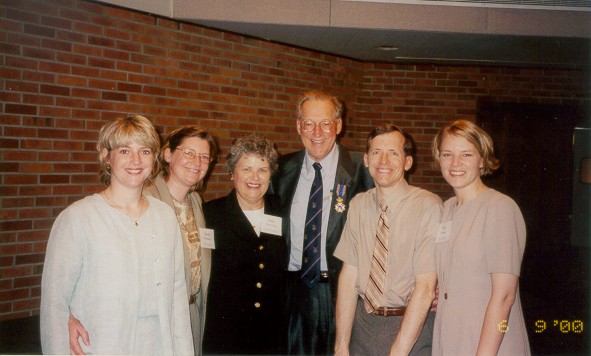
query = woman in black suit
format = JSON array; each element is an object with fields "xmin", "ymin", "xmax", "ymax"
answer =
[{"xmin": 203, "ymin": 133, "xmax": 286, "ymax": 355}]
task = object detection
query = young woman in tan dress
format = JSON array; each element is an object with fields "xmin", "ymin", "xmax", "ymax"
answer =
[{"xmin": 431, "ymin": 120, "xmax": 530, "ymax": 355}]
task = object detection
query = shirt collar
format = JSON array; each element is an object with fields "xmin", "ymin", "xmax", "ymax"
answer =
[
  {"xmin": 377, "ymin": 179, "xmax": 410, "ymax": 211},
  {"xmin": 303, "ymin": 144, "xmax": 339, "ymax": 179}
]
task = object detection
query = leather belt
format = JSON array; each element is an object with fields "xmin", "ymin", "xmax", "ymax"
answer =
[
  {"xmin": 372, "ymin": 306, "xmax": 406, "ymax": 316},
  {"xmin": 189, "ymin": 294, "xmax": 197, "ymax": 305}
]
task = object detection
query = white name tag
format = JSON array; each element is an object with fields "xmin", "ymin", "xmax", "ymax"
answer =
[
  {"xmin": 199, "ymin": 228, "xmax": 215, "ymax": 249},
  {"xmin": 261, "ymin": 214, "xmax": 282, "ymax": 236},
  {"xmin": 435, "ymin": 221, "xmax": 452, "ymax": 243}
]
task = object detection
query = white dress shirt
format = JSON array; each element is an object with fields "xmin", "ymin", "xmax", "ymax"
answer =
[{"xmin": 288, "ymin": 145, "xmax": 339, "ymax": 271}]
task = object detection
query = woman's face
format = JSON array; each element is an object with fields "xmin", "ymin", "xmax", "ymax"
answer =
[
  {"xmin": 103, "ymin": 141, "xmax": 155, "ymax": 190},
  {"xmin": 438, "ymin": 133, "xmax": 484, "ymax": 193},
  {"xmin": 232, "ymin": 154, "xmax": 271, "ymax": 209},
  {"xmin": 165, "ymin": 136, "xmax": 211, "ymax": 190}
]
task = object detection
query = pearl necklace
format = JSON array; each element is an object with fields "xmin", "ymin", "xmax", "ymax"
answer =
[{"xmin": 104, "ymin": 189, "xmax": 146, "ymax": 226}]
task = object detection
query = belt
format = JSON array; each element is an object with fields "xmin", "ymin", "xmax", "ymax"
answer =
[
  {"xmin": 287, "ymin": 270, "xmax": 330, "ymax": 283},
  {"xmin": 372, "ymin": 306, "xmax": 406, "ymax": 317},
  {"xmin": 189, "ymin": 294, "xmax": 197, "ymax": 305}
]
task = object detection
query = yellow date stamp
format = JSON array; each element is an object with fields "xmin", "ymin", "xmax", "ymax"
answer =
[{"xmin": 534, "ymin": 320, "xmax": 584, "ymax": 334}]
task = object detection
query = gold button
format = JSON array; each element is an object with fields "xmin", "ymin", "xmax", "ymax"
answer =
[
  {"xmin": 259, "ymin": 263, "xmax": 264, "ymax": 269},
  {"xmin": 258, "ymin": 245, "xmax": 264, "ymax": 251},
  {"xmin": 254, "ymin": 302, "xmax": 261, "ymax": 308},
  {"xmin": 256, "ymin": 282, "xmax": 262, "ymax": 288}
]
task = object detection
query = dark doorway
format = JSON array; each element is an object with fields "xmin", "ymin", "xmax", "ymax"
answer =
[{"xmin": 478, "ymin": 102, "xmax": 589, "ymax": 355}]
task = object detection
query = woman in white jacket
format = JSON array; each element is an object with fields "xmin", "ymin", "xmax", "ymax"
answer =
[{"xmin": 40, "ymin": 115, "xmax": 193, "ymax": 355}]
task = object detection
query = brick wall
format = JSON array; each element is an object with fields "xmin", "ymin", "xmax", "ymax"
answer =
[{"xmin": 1, "ymin": 0, "xmax": 589, "ymax": 319}]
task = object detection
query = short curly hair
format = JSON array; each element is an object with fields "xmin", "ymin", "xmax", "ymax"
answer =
[
  {"xmin": 432, "ymin": 119, "xmax": 500, "ymax": 176},
  {"xmin": 97, "ymin": 115, "xmax": 160, "ymax": 186},
  {"xmin": 226, "ymin": 133, "xmax": 279, "ymax": 175}
]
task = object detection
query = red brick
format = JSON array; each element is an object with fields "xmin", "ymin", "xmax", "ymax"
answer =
[
  {"xmin": 35, "ymin": 196, "xmax": 68, "ymax": 207},
  {"xmin": 101, "ymin": 91, "xmax": 127, "ymax": 101},
  {"xmin": 40, "ymin": 84, "xmax": 71, "ymax": 96},
  {"xmin": 21, "ymin": 229, "xmax": 47, "ymax": 242},
  {"xmin": 40, "ymin": 174, "xmax": 72, "ymax": 185},
  {"xmin": 0, "ymin": 289, "xmax": 29, "ymax": 302},
  {"xmin": 13, "ymin": 297, "xmax": 41, "ymax": 312},
  {"xmin": 41, "ymin": 15, "xmax": 72, "ymax": 30},
  {"xmin": 0, "ymin": 276, "xmax": 13, "ymax": 290},
  {"xmin": 4, "ymin": 174, "xmax": 38, "ymax": 185},
  {"xmin": 20, "ymin": 163, "xmax": 50, "ymax": 173},
  {"xmin": 38, "ymin": 106, "xmax": 70, "ymax": 118},
  {"xmin": 0, "ymin": 243, "xmax": 33, "ymax": 256},
  {"xmin": 18, "ymin": 186, "xmax": 52, "ymax": 196},
  {"xmin": 21, "ymin": 139, "xmax": 52, "ymax": 150},
  {"xmin": 4, "ymin": 104, "xmax": 37, "ymax": 116},
  {"xmin": 5, "ymin": 8, "xmax": 40, "ymax": 24},
  {"xmin": 38, "ymin": 60, "xmax": 70, "ymax": 74},
  {"xmin": 2, "ymin": 197, "xmax": 35, "ymax": 209},
  {"xmin": 15, "ymin": 254, "xmax": 45, "ymax": 265}
]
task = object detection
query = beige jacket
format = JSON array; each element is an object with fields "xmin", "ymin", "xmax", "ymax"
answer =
[{"xmin": 144, "ymin": 174, "xmax": 211, "ymax": 355}]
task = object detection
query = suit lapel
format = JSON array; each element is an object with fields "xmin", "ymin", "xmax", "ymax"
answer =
[
  {"xmin": 326, "ymin": 146, "xmax": 356, "ymax": 254},
  {"xmin": 278, "ymin": 151, "xmax": 305, "ymax": 212},
  {"xmin": 225, "ymin": 190, "xmax": 263, "ymax": 242}
]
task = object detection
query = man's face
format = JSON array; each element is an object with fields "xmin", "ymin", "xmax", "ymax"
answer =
[
  {"xmin": 297, "ymin": 99, "xmax": 342, "ymax": 162},
  {"xmin": 364, "ymin": 131, "xmax": 413, "ymax": 195}
]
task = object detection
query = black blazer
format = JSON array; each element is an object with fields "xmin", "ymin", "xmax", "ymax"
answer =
[
  {"xmin": 202, "ymin": 190, "xmax": 286, "ymax": 355},
  {"xmin": 270, "ymin": 145, "xmax": 373, "ymax": 299}
]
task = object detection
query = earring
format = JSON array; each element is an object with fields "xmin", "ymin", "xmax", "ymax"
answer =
[{"xmin": 106, "ymin": 164, "xmax": 111, "ymax": 175}]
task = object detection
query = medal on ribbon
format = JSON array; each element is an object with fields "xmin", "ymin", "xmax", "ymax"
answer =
[{"xmin": 334, "ymin": 184, "xmax": 347, "ymax": 213}]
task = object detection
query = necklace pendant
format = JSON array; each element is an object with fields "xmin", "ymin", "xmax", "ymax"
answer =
[{"xmin": 134, "ymin": 220, "xmax": 139, "ymax": 226}]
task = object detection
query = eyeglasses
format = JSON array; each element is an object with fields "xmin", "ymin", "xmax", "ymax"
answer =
[
  {"xmin": 299, "ymin": 120, "xmax": 336, "ymax": 133},
  {"xmin": 176, "ymin": 147, "xmax": 212, "ymax": 164}
]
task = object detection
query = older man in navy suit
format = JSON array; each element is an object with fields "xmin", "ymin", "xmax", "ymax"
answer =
[{"xmin": 271, "ymin": 90, "xmax": 373, "ymax": 355}]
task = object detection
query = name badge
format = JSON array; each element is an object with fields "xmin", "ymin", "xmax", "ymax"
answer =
[
  {"xmin": 435, "ymin": 221, "xmax": 452, "ymax": 243},
  {"xmin": 261, "ymin": 214, "xmax": 282, "ymax": 236},
  {"xmin": 199, "ymin": 228, "xmax": 215, "ymax": 249}
]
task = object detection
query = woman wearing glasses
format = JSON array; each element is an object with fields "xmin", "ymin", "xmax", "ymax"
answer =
[
  {"xmin": 68, "ymin": 125, "xmax": 217, "ymax": 356},
  {"xmin": 202, "ymin": 133, "xmax": 287, "ymax": 355},
  {"xmin": 146, "ymin": 125, "xmax": 217, "ymax": 356}
]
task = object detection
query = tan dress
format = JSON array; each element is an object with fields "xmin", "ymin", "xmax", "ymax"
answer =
[{"xmin": 433, "ymin": 189, "xmax": 531, "ymax": 355}]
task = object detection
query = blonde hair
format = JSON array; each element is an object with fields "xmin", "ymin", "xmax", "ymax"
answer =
[
  {"xmin": 97, "ymin": 115, "xmax": 161, "ymax": 185},
  {"xmin": 297, "ymin": 90, "xmax": 344, "ymax": 121},
  {"xmin": 432, "ymin": 119, "xmax": 500, "ymax": 176}
]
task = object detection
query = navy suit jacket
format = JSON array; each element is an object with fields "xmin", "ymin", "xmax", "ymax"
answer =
[{"xmin": 270, "ymin": 145, "xmax": 373, "ymax": 299}]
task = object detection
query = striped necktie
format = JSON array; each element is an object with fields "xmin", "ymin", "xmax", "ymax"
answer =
[
  {"xmin": 301, "ymin": 162, "xmax": 323, "ymax": 288},
  {"xmin": 364, "ymin": 202, "xmax": 389, "ymax": 312}
]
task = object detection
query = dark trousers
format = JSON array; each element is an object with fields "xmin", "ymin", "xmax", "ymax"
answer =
[
  {"xmin": 351, "ymin": 298, "xmax": 434, "ymax": 356},
  {"xmin": 285, "ymin": 271, "xmax": 335, "ymax": 355}
]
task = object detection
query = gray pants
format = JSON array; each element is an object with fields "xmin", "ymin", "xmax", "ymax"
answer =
[{"xmin": 350, "ymin": 298, "xmax": 434, "ymax": 356}]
